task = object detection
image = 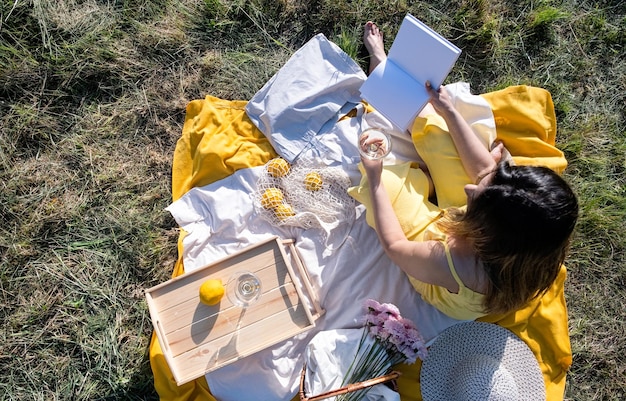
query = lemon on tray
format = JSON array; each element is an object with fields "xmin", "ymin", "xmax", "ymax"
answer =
[
  {"xmin": 260, "ymin": 187, "xmax": 284, "ymax": 209},
  {"xmin": 266, "ymin": 157, "xmax": 291, "ymax": 177},
  {"xmin": 199, "ymin": 279, "xmax": 224, "ymax": 306}
]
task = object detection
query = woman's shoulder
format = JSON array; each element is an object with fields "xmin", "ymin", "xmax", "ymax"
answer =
[{"xmin": 445, "ymin": 236, "xmax": 488, "ymax": 294}]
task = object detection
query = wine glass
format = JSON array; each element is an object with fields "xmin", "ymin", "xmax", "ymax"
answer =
[
  {"xmin": 226, "ymin": 271, "xmax": 262, "ymax": 307},
  {"xmin": 358, "ymin": 127, "xmax": 392, "ymax": 160}
]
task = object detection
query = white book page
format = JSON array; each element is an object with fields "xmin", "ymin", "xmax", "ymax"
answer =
[
  {"xmin": 359, "ymin": 59, "xmax": 429, "ymax": 130},
  {"xmin": 388, "ymin": 14, "xmax": 461, "ymax": 89}
]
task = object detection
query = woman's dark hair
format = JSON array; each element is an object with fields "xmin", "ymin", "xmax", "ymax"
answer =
[{"xmin": 441, "ymin": 161, "xmax": 579, "ymax": 315}]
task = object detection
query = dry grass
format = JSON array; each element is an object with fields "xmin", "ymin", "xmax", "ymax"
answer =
[{"xmin": 1, "ymin": 0, "xmax": 624, "ymax": 400}]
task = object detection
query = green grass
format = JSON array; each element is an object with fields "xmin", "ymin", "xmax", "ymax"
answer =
[{"xmin": 1, "ymin": 0, "xmax": 624, "ymax": 400}]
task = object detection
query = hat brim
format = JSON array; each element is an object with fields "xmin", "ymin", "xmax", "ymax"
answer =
[{"xmin": 420, "ymin": 321, "xmax": 545, "ymax": 401}]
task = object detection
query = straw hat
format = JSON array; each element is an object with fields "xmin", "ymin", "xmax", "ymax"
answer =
[{"xmin": 420, "ymin": 321, "xmax": 546, "ymax": 401}]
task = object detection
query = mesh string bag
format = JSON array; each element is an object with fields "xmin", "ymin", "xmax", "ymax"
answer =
[{"xmin": 253, "ymin": 158, "xmax": 356, "ymax": 230}]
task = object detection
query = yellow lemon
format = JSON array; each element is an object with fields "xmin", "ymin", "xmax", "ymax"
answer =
[
  {"xmin": 266, "ymin": 158, "xmax": 291, "ymax": 177},
  {"xmin": 260, "ymin": 187, "xmax": 284, "ymax": 209},
  {"xmin": 275, "ymin": 203, "xmax": 296, "ymax": 221},
  {"xmin": 199, "ymin": 279, "xmax": 224, "ymax": 306},
  {"xmin": 304, "ymin": 171, "xmax": 323, "ymax": 191}
]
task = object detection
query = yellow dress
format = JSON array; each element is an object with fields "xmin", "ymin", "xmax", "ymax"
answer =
[
  {"xmin": 409, "ymin": 241, "xmax": 486, "ymax": 321},
  {"xmin": 348, "ymin": 162, "xmax": 485, "ymax": 321}
]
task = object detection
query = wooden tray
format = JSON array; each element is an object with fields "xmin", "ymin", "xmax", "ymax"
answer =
[{"xmin": 145, "ymin": 236, "xmax": 324, "ymax": 385}]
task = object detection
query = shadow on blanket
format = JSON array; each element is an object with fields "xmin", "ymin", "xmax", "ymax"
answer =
[{"xmin": 150, "ymin": 87, "xmax": 572, "ymax": 401}]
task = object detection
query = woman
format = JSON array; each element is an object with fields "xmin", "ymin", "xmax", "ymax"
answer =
[{"xmin": 360, "ymin": 22, "xmax": 579, "ymax": 319}]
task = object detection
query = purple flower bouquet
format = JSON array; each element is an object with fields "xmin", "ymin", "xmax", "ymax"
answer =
[{"xmin": 337, "ymin": 299, "xmax": 428, "ymax": 401}]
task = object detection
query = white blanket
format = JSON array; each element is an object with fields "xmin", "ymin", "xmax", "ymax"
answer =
[{"xmin": 166, "ymin": 34, "xmax": 495, "ymax": 401}]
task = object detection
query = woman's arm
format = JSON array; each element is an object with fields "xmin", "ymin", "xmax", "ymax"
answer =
[
  {"xmin": 360, "ymin": 157, "xmax": 458, "ymax": 290},
  {"xmin": 425, "ymin": 81, "xmax": 496, "ymax": 183}
]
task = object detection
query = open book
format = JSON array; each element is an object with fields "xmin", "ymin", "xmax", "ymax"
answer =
[{"xmin": 359, "ymin": 14, "xmax": 461, "ymax": 131}]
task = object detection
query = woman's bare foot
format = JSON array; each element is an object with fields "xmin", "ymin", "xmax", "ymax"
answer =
[{"xmin": 363, "ymin": 21, "xmax": 387, "ymax": 74}]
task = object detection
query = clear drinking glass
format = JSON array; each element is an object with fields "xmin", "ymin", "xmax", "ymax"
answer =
[
  {"xmin": 358, "ymin": 127, "xmax": 392, "ymax": 160},
  {"xmin": 226, "ymin": 271, "xmax": 262, "ymax": 307}
]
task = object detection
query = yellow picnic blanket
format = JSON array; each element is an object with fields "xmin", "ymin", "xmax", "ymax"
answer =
[
  {"xmin": 149, "ymin": 97, "xmax": 277, "ymax": 401},
  {"xmin": 150, "ymin": 86, "xmax": 572, "ymax": 401}
]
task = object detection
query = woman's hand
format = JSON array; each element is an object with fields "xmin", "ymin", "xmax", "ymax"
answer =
[
  {"xmin": 358, "ymin": 129, "xmax": 384, "ymax": 183},
  {"xmin": 423, "ymin": 81, "xmax": 497, "ymax": 183},
  {"xmin": 360, "ymin": 155, "xmax": 383, "ymax": 185},
  {"xmin": 490, "ymin": 142, "xmax": 506, "ymax": 164},
  {"xmin": 425, "ymin": 81, "xmax": 455, "ymax": 117}
]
